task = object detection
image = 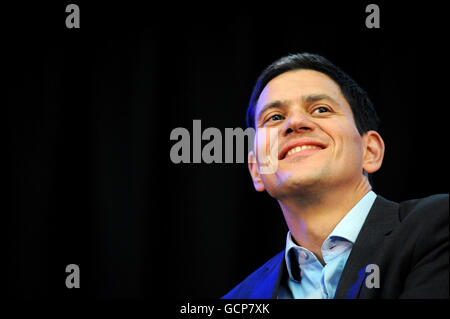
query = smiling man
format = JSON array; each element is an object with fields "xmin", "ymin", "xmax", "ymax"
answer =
[{"xmin": 223, "ymin": 53, "xmax": 449, "ymax": 299}]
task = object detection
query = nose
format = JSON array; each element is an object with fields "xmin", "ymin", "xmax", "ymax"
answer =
[{"xmin": 281, "ymin": 110, "xmax": 315, "ymax": 136}]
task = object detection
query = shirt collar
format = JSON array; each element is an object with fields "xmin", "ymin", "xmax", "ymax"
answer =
[
  {"xmin": 328, "ymin": 190, "xmax": 377, "ymax": 244},
  {"xmin": 284, "ymin": 191, "xmax": 377, "ymax": 281}
]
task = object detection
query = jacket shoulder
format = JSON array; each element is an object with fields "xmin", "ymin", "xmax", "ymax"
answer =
[
  {"xmin": 222, "ymin": 250, "xmax": 284, "ymax": 299},
  {"xmin": 399, "ymin": 194, "xmax": 449, "ymax": 222},
  {"xmin": 394, "ymin": 194, "xmax": 449, "ymax": 262},
  {"xmin": 389, "ymin": 194, "xmax": 449, "ymax": 298}
]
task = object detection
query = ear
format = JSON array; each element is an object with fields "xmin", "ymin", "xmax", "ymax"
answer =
[
  {"xmin": 362, "ymin": 130, "xmax": 385, "ymax": 174},
  {"xmin": 248, "ymin": 150, "xmax": 265, "ymax": 192}
]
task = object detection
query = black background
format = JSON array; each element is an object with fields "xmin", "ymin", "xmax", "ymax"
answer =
[{"xmin": 5, "ymin": 1, "xmax": 448, "ymax": 300}]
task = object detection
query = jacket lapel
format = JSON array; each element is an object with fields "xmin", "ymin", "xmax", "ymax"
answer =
[
  {"xmin": 334, "ymin": 195, "xmax": 399, "ymax": 299},
  {"xmin": 249, "ymin": 250, "xmax": 285, "ymax": 298}
]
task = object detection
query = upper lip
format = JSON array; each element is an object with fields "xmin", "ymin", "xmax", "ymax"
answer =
[{"xmin": 278, "ymin": 139, "xmax": 327, "ymax": 160}]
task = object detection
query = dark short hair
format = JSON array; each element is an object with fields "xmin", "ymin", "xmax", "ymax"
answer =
[{"xmin": 246, "ymin": 53, "xmax": 379, "ymax": 135}]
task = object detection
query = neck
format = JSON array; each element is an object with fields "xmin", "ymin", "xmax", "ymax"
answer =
[{"xmin": 278, "ymin": 178, "xmax": 372, "ymax": 264}]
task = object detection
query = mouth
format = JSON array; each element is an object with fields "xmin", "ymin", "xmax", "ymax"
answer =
[{"xmin": 279, "ymin": 140, "xmax": 326, "ymax": 160}]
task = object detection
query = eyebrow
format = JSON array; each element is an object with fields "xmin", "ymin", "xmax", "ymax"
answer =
[
  {"xmin": 303, "ymin": 93, "xmax": 337, "ymax": 105},
  {"xmin": 257, "ymin": 93, "xmax": 338, "ymax": 123}
]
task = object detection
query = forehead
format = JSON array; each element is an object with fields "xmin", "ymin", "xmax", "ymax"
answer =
[{"xmin": 255, "ymin": 69, "xmax": 345, "ymax": 116}]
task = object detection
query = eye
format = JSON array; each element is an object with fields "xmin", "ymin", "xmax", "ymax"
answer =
[
  {"xmin": 267, "ymin": 114, "xmax": 285, "ymax": 122},
  {"xmin": 312, "ymin": 106, "xmax": 331, "ymax": 114}
]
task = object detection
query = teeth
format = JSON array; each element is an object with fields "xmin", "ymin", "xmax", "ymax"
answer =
[{"xmin": 286, "ymin": 145, "xmax": 320, "ymax": 157}]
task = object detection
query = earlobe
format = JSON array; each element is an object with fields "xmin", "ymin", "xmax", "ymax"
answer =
[
  {"xmin": 248, "ymin": 151, "xmax": 266, "ymax": 192},
  {"xmin": 362, "ymin": 131, "xmax": 385, "ymax": 174}
]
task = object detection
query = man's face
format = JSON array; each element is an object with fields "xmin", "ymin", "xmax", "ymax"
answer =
[{"xmin": 250, "ymin": 69, "xmax": 367, "ymax": 199}]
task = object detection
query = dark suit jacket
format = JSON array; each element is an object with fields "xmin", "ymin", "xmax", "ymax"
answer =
[{"xmin": 223, "ymin": 194, "xmax": 449, "ymax": 299}]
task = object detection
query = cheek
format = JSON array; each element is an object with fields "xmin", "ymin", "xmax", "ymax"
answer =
[
  {"xmin": 328, "ymin": 121, "xmax": 364, "ymax": 164},
  {"xmin": 344, "ymin": 130, "xmax": 365, "ymax": 168},
  {"xmin": 254, "ymin": 127, "xmax": 280, "ymax": 168},
  {"xmin": 258, "ymin": 172, "xmax": 281, "ymax": 198}
]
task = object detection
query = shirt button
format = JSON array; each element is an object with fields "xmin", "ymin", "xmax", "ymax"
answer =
[
  {"xmin": 299, "ymin": 251, "xmax": 308, "ymax": 259},
  {"xmin": 328, "ymin": 240, "xmax": 336, "ymax": 249}
]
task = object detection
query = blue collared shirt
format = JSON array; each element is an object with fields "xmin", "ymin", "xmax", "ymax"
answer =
[{"xmin": 278, "ymin": 191, "xmax": 377, "ymax": 299}]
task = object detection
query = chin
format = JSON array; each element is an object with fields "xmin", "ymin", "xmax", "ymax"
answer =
[{"xmin": 271, "ymin": 172, "xmax": 328, "ymax": 198}]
